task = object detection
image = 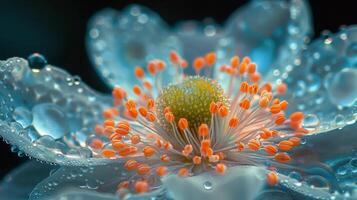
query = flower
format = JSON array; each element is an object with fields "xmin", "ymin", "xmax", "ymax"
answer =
[{"xmin": 0, "ymin": 0, "xmax": 356, "ymax": 200}]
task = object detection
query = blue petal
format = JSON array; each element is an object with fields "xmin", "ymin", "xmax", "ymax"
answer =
[
  {"xmin": 86, "ymin": 5, "xmax": 181, "ymax": 89},
  {"xmin": 0, "ymin": 161, "xmax": 55, "ymax": 200},
  {"xmin": 0, "ymin": 57, "xmax": 113, "ymax": 165},
  {"xmin": 282, "ymin": 26, "xmax": 357, "ymax": 132},
  {"xmin": 220, "ymin": 0, "xmax": 312, "ymax": 76}
]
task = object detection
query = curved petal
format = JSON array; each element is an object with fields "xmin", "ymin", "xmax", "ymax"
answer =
[
  {"xmin": 0, "ymin": 57, "xmax": 113, "ymax": 166},
  {"xmin": 29, "ymin": 162, "xmax": 129, "ymax": 199},
  {"xmin": 86, "ymin": 5, "xmax": 181, "ymax": 89},
  {"xmin": 46, "ymin": 190, "xmax": 117, "ymax": 200},
  {"xmin": 0, "ymin": 161, "xmax": 55, "ymax": 200},
  {"xmin": 220, "ymin": 0, "xmax": 312, "ymax": 76},
  {"xmin": 282, "ymin": 26, "xmax": 357, "ymax": 132}
]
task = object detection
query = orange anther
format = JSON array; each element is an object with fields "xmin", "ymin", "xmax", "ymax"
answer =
[
  {"xmin": 289, "ymin": 137, "xmax": 301, "ymax": 146},
  {"xmin": 236, "ymin": 141, "xmax": 245, "ymax": 151},
  {"xmin": 146, "ymin": 112, "xmax": 156, "ymax": 122},
  {"xmin": 270, "ymin": 104, "xmax": 281, "ymax": 114},
  {"xmin": 184, "ymin": 144, "xmax": 193, "ymax": 153},
  {"xmin": 218, "ymin": 105, "xmax": 228, "ymax": 117},
  {"xmin": 215, "ymin": 163, "xmax": 226, "ymax": 174},
  {"xmin": 180, "ymin": 59, "xmax": 188, "ymax": 68},
  {"xmin": 193, "ymin": 57, "xmax": 205, "ymax": 72},
  {"xmin": 164, "ymin": 142, "xmax": 172, "ymax": 150},
  {"xmin": 274, "ymin": 153, "xmax": 291, "ymax": 163},
  {"xmin": 277, "ymin": 83, "xmax": 287, "ymax": 94},
  {"xmin": 156, "ymin": 60, "xmax": 166, "ymax": 71},
  {"xmin": 138, "ymin": 107, "xmax": 148, "ymax": 117},
  {"xmin": 143, "ymin": 80, "xmax": 153, "ymax": 90},
  {"xmin": 104, "ymin": 119, "xmax": 115, "ymax": 127},
  {"xmin": 265, "ymin": 145, "xmax": 278, "ymax": 155},
  {"xmin": 267, "ymin": 171, "xmax": 279, "ymax": 186},
  {"xmin": 278, "ymin": 140, "xmax": 294, "ymax": 151},
  {"xmin": 229, "ymin": 117, "xmax": 239, "ymax": 128},
  {"xmin": 248, "ymin": 63, "xmax": 256, "ymax": 74},
  {"xmin": 290, "ymin": 112, "xmax": 304, "ymax": 122},
  {"xmin": 178, "ymin": 168, "xmax": 189, "ymax": 177},
  {"xmin": 209, "ymin": 102, "xmax": 218, "ymax": 114},
  {"xmin": 104, "ymin": 126, "xmax": 115, "ymax": 135},
  {"xmin": 112, "ymin": 87, "xmax": 127, "ymax": 100},
  {"xmin": 137, "ymin": 164, "xmax": 151, "ymax": 175},
  {"xmin": 198, "ymin": 123, "xmax": 209, "ymax": 137},
  {"xmin": 103, "ymin": 109, "xmax": 116, "ymax": 119},
  {"xmin": 260, "ymin": 129, "xmax": 272, "ymax": 139},
  {"xmin": 242, "ymin": 56, "xmax": 251, "ymax": 64},
  {"xmin": 273, "ymin": 98, "xmax": 280, "ymax": 105},
  {"xmin": 240, "ymin": 82, "xmax": 249, "ymax": 93},
  {"xmin": 250, "ymin": 72, "xmax": 261, "ymax": 82},
  {"xmin": 102, "ymin": 149, "xmax": 116, "ymax": 158},
  {"xmin": 94, "ymin": 124, "xmax": 104, "ymax": 135},
  {"xmin": 156, "ymin": 166, "xmax": 168, "ymax": 177},
  {"xmin": 280, "ymin": 100, "xmax": 289, "ymax": 110},
  {"xmin": 205, "ymin": 52, "xmax": 216, "ymax": 66},
  {"xmin": 217, "ymin": 152, "xmax": 225, "ymax": 160},
  {"xmin": 133, "ymin": 85, "xmax": 142, "ymax": 96},
  {"xmin": 230, "ymin": 56, "xmax": 240, "ymax": 68},
  {"xmin": 178, "ymin": 118, "xmax": 188, "ymax": 130},
  {"xmin": 90, "ymin": 138, "xmax": 104, "ymax": 150},
  {"xmin": 143, "ymin": 146, "xmax": 155, "ymax": 157},
  {"xmin": 165, "ymin": 112, "xmax": 174, "ymax": 123},
  {"xmin": 262, "ymin": 83, "xmax": 272, "ymax": 92},
  {"xmin": 209, "ymin": 155, "xmax": 220, "ymax": 163},
  {"xmin": 147, "ymin": 99, "xmax": 155, "ymax": 109},
  {"xmin": 220, "ymin": 65, "xmax": 227, "ymax": 72},
  {"xmin": 259, "ymin": 97, "xmax": 269, "ymax": 108},
  {"xmin": 239, "ymin": 63, "xmax": 247, "ymax": 75},
  {"xmin": 147, "ymin": 61, "xmax": 156, "ymax": 75},
  {"xmin": 134, "ymin": 67, "xmax": 145, "ymax": 79},
  {"xmin": 164, "ymin": 107, "xmax": 171, "ymax": 114},
  {"xmin": 125, "ymin": 99, "xmax": 136, "ymax": 110},
  {"xmin": 124, "ymin": 159, "xmax": 139, "ymax": 171},
  {"xmin": 169, "ymin": 51, "xmax": 180, "ymax": 64},
  {"xmin": 249, "ymin": 84, "xmax": 259, "ymax": 94},
  {"xmin": 118, "ymin": 181, "xmax": 129, "ymax": 189},
  {"xmin": 290, "ymin": 120, "xmax": 302, "ymax": 130},
  {"xmin": 239, "ymin": 99, "xmax": 250, "ymax": 110},
  {"xmin": 112, "ymin": 141, "xmax": 126, "ymax": 151},
  {"xmin": 134, "ymin": 181, "xmax": 149, "ymax": 193},
  {"xmin": 160, "ymin": 154, "xmax": 170, "ymax": 162},
  {"xmin": 248, "ymin": 139, "xmax": 261, "ymax": 151},
  {"xmin": 131, "ymin": 134, "xmax": 141, "ymax": 144},
  {"xmin": 275, "ymin": 114, "xmax": 286, "ymax": 125},
  {"xmin": 193, "ymin": 156, "xmax": 202, "ymax": 165}
]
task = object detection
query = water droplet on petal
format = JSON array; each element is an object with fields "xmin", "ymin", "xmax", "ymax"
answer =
[
  {"xmin": 27, "ymin": 53, "xmax": 47, "ymax": 69},
  {"xmin": 203, "ymin": 181, "xmax": 212, "ymax": 190},
  {"xmin": 32, "ymin": 103, "xmax": 69, "ymax": 139},
  {"xmin": 305, "ymin": 175, "xmax": 330, "ymax": 190},
  {"xmin": 303, "ymin": 114, "xmax": 320, "ymax": 130},
  {"xmin": 13, "ymin": 107, "xmax": 32, "ymax": 128},
  {"xmin": 327, "ymin": 68, "xmax": 357, "ymax": 107}
]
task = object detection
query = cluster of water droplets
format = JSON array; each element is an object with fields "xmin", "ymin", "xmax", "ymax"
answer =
[{"xmin": 0, "ymin": 55, "xmax": 111, "ymax": 165}]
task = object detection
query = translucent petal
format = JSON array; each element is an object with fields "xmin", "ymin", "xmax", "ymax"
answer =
[
  {"xmin": 29, "ymin": 162, "xmax": 130, "ymax": 199},
  {"xmin": 46, "ymin": 190, "xmax": 117, "ymax": 200},
  {"xmin": 0, "ymin": 57, "xmax": 113, "ymax": 166},
  {"xmin": 0, "ymin": 161, "xmax": 55, "ymax": 200},
  {"xmin": 86, "ymin": 5, "xmax": 181, "ymax": 89},
  {"xmin": 282, "ymin": 26, "xmax": 357, "ymax": 132},
  {"xmin": 220, "ymin": 0, "xmax": 312, "ymax": 77}
]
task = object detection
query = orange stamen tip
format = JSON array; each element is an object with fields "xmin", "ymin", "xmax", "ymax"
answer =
[
  {"xmin": 165, "ymin": 112, "xmax": 174, "ymax": 123},
  {"xmin": 230, "ymin": 56, "xmax": 240, "ymax": 68},
  {"xmin": 205, "ymin": 52, "xmax": 216, "ymax": 66},
  {"xmin": 290, "ymin": 112, "xmax": 304, "ymax": 122},
  {"xmin": 90, "ymin": 138, "xmax": 104, "ymax": 149},
  {"xmin": 277, "ymin": 83, "xmax": 287, "ymax": 94},
  {"xmin": 193, "ymin": 57, "xmax": 205, "ymax": 71},
  {"xmin": 178, "ymin": 118, "xmax": 189, "ymax": 130},
  {"xmin": 147, "ymin": 61, "xmax": 156, "ymax": 75},
  {"xmin": 178, "ymin": 168, "xmax": 189, "ymax": 177},
  {"xmin": 143, "ymin": 146, "xmax": 155, "ymax": 157},
  {"xmin": 239, "ymin": 99, "xmax": 250, "ymax": 110},
  {"xmin": 147, "ymin": 99, "xmax": 155, "ymax": 109},
  {"xmin": 160, "ymin": 154, "xmax": 170, "ymax": 162},
  {"xmin": 265, "ymin": 145, "xmax": 278, "ymax": 155},
  {"xmin": 184, "ymin": 144, "xmax": 193, "ymax": 154},
  {"xmin": 118, "ymin": 181, "xmax": 129, "ymax": 189},
  {"xmin": 259, "ymin": 97, "xmax": 269, "ymax": 108},
  {"xmin": 275, "ymin": 114, "xmax": 286, "ymax": 125},
  {"xmin": 250, "ymin": 72, "xmax": 261, "ymax": 82},
  {"xmin": 229, "ymin": 117, "xmax": 239, "ymax": 128},
  {"xmin": 134, "ymin": 181, "xmax": 149, "ymax": 193},
  {"xmin": 267, "ymin": 172, "xmax": 279, "ymax": 186},
  {"xmin": 270, "ymin": 104, "xmax": 281, "ymax": 114},
  {"xmin": 240, "ymin": 82, "xmax": 249, "ymax": 93},
  {"xmin": 146, "ymin": 112, "xmax": 156, "ymax": 122},
  {"xmin": 215, "ymin": 163, "xmax": 226, "ymax": 174},
  {"xmin": 138, "ymin": 107, "xmax": 148, "ymax": 117},
  {"xmin": 218, "ymin": 105, "xmax": 228, "ymax": 117},
  {"xmin": 236, "ymin": 141, "xmax": 245, "ymax": 151},
  {"xmin": 134, "ymin": 67, "xmax": 145, "ymax": 79},
  {"xmin": 198, "ymin": 123, "xmax": 209, "ymax": 137},
  {"xmin": 170, "ymin": 51, "xmax": 180, "ymax": 64},
  {"xmin": 260, "ymin": 129, "xmax": 272, "ymax": 140},
  {"xmin": 209, "ymin": 102, "xmax": 218, "ymax": 114},
  {"xmin": 124, "ymin": 159, "xmax": 139, "ymax": 171},
  {"xmin": 112, "ymin": 87, "xmax": 127, "ymax": 100},
  {"xmin": 278, "ymin": 140, "xmax": 294, "ymax": 151},
  {"xmin": 193, "ymin": 156, "xmax": 202, "ymax": 165},
  {"xmin": 131, "ymin": 134, "xmax": 141, "ymax": 144},
  {"xmin": 274, "ymin": 153, "xmax": 291, "ymax": 163},
  {"xmin": 280, "ymin": 100, "xmax": 289, "ymax": 110},
  {"xmin": 248, "ymin": 139, "xmax": 261, "ymax": 151},
  {"xmin": 248, "ymin": 63, "xmax": 256, "ymax": 74},
  {"xmin": 289, "ymin": 137, "xmax": 301, "ymax": 146},
  {"xmin": 156, "ymin": 166, "xmax": 168, "ymax": 177},
  {"xmin": 137, "ymin": 164, "xmax": 151, "ymax": 175},
  {"xmin": 104, "ymin": 119, "xmax": 115, "ymax": 127},
  {"xmin": 133, "ymin": 85, "xmax": 142, "ymax": 96},
  {"xmin": 102, "ymin": 149, "xmax": 116, "ymax": 158}
]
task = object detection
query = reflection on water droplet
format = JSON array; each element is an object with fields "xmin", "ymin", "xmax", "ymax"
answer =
[
  {"xmin": 288, "ymin": 171, "xmax": 303, "ymax": 182},
  {"xmin": 303, "ymin": 114, "xmax": 320, "ymax": 129},
  {"xmin": 13, "ymin": 107, "xmax": 32, "ymax": 128},
  {"xmin": 32, "ymin": 103, "xmax": 69, "ymax": 139},
  {"xmin": 337, "ymin": 165, "xmax": 348, "ymax": 176},
  {"xmin": 327, "ymin": 68, "xmax": 357, "ymax": 107},
  {"xmin": 306, "ymin": 74, "xmax": 321, "ymax": 92},
  {"xmin": 203, "ymin": 181, "xmax": 212, "ymax": 190},
  {"xmin": 295, "ymin": 80, "xmax": 306, "ymax": 97},
  {"xmin": 333, "ymin": 114, "xmax": 345, "ymax": 127},
  {"xmin": 305, "ymin": 175, "xmax": 330, "ymax": 189},
  {"xmin": 27, "ymin": 53, "xmax": 47, "ymax": 69}
]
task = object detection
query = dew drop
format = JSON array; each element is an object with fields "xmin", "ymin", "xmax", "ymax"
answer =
[
  {"xmin": 288, "ymin": 171, "xmax": 303, "ymax": 182},
  {"xmin": 305, "ymin": 175, "xmax": 330, "ymax": 189},
  {"xmin": 327, "ymin": 68, "xmax": 357, "ymax": 107},
  {"xmin": 203, "ymin": 181, "xmax": 212, "ymax": 190},
  {"xmin": 27, "ymin": 53, "xmax": 47, "ymax": 69},
  {"xmin": 302, "ymin": 114, "xmax": 320, "ymax": 129},
  {"xmin": 32, "ymin": 103, "xmax": 69, "ymax": 139},
  {"xmin": 349, "ymin": 158, "xmax": 357, "ymax": 168},
  {"xmin": 333, "ymin": 114, "xmax": 345, "ymax": 127},
  {"xmin": 13, "ymin": 107, "xmax": 32, "ymax": 128},
  {"xmin": 295, "ymin": 80, "xmax": 306, "ymax": 97}
]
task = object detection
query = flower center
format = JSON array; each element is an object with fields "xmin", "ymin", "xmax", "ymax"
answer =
[{"xmin": 156, "ymin": 76, "xmax": 228, "ymax": 132}]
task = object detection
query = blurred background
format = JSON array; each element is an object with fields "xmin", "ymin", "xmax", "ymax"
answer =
[{"xmin": 0, "ymin": 0, "xmax": 356, "ymax": 179}]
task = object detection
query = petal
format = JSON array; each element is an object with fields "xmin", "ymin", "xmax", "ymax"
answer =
[
  {"xmin": 0, "ymin": 161, "xmax": 55, "ymax": 200},
  {"xmin": 220, "ymin": 0, "xmax": 312, "ymax": 76},
  {"xmin": 46, "ymin": 190, "xmax": 117, "ymax": 200},
  {"xmin": 0, "ymin": 57, "xmax": 112, "ymax": 165},
  {"xmin": 29, "ymin": 162, "xmax": 129, "ymax": 199},
  {"xmin": 86, "ymin": 5, "xmax": 181, "ymax": 89},
  {"xmin": 162, "ymin": 165, "xmax": 266, "ymax": 200},
  {"xmin": 282, "ymin": 26, "xmax": 357, "ymax": 132}
]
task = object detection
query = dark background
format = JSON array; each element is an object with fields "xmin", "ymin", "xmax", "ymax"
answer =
[{"xmin": 0, "ymin": 0, "xmax": 356, "ymax": 179}]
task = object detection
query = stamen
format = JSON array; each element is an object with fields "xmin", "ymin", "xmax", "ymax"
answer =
[
  {"xmin": 134, "ymin": 181, "xmax": 149, "ymax": 193},
  {"xmin": 215, "ymin": 163, "xmax": 227, "ymax": 174},
  {"xmin": 266, "ymin": 171, "xmax": 279, "ymax": 186}
]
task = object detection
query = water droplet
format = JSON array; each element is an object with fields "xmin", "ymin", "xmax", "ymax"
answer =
[
  {"xmin": 333, "ymin": 114, "xmax": 345, "ymax": 127},
  {"xmin": 27, "ymin": 53, "xmax": 47, "ymax": 69},
  {"xmin": 295, "ymin": 80, "xmax": 306, "ymax": 97},
  {"xmin": 305, "ymin": 175, "xmax": 330, "ymax": 189},
  {"xmin": 303, "ymin": 114, "xmax": 320, "ymax": 129},
  {"xmin": 203, "ymin": 181, "xmax": 212, "ymax": 190},
  {"xmin": 337, "ymin": 165, "xmax": 348, "ymax": 176},
  {"xmin": 13, "ymin": 107, "xmax": 32, "ymax": 128},
  {"xmin": 327, "ymin": 68, "xmax": 357, "ymax": 107},
  {"xmin": 32, "ymin": 103, "xmax": 69, "ymax": 139},
  {"xmin": 349, "ymin": 158, "xmax": 357, "ymax": 168},
  {"xmin": 288, "ymin": 171, "xmax": 303, "ymax": 181},
  {"xmin": 306, "ymin": 74, "xmax": 321, "ymax": 92}
]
